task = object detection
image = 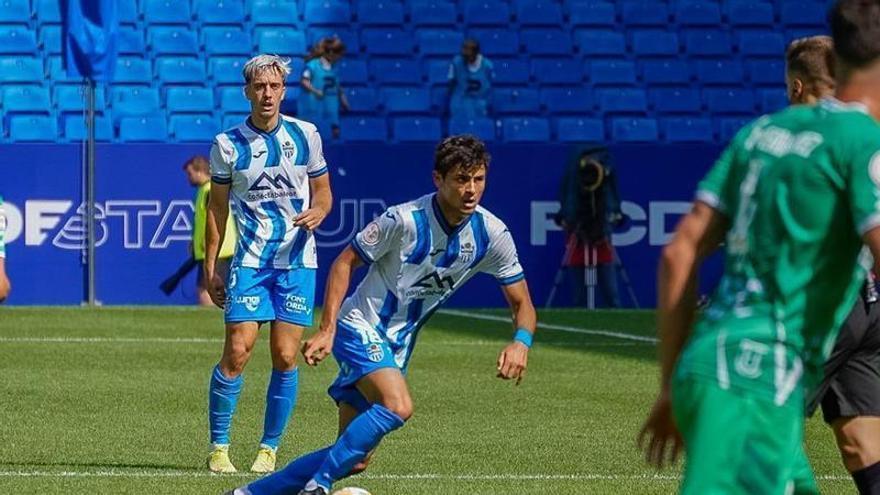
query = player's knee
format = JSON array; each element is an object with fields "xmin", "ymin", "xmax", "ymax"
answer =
[
  {"xmin": 222, "ymin": 345, "xmax": 252, "ymax": 375},
  {"xmin": 271, "ymin": 348, "xmax": 298, "ymax": 370},
  {"xmin": 835, "ymin": 423, "xmax": 880, "ymax": 470},
  {"xmin": 382, "ymin": 395, "xmax": 413, "ymax": 421}
]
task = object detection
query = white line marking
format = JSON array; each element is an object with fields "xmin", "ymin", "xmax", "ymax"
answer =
[
  {"xmin": 0, "ymin": 337, "xmax": 222, "ymax": 344},
  {"xmin": 438, "ymin": 309, "xmax": 658, "ymax": 343}
]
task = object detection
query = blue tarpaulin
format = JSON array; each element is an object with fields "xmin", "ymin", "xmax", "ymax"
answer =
[{"xmin": 63, "ymin": 0, "xmax": 118, "ymax": 81}]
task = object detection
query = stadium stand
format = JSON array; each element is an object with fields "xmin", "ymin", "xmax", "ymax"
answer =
[{"xmin": 0, "ymin": 0, "xmax": 831, "ymax": 142}]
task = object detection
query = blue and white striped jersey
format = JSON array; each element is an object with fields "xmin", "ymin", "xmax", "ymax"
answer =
[
  {"xmin": 342, "ymin": 193, "xmax": 525, "ymax": 368},
  {"xmin": 210, "ymin": 115, "xmax": 328, "ymax": 269}
]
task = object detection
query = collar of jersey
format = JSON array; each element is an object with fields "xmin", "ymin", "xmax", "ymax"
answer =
[
  {"xmin": 820, "ymin": 96, "xmax": 870, "ymax": 115},
  {"xmin": 431, "ymin": 194, "xmax": 471, "ymax": 237},
  {"xmin": 246, "ymin": 117, "xmax": 282, "ymax": 136}
]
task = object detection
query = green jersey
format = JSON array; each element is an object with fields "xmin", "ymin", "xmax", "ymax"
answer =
[{"xmin": 678, "ymin": 99, "xmax": 880, "ymax": 406}]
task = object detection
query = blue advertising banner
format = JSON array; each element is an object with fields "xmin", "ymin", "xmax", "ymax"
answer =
[{"xmin": 2, "ymin": 143, "xmax": 724, "ymax": 307}]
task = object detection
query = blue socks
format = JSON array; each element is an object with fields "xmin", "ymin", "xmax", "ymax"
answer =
[
  {"xmin": 208, "ymin": 364, "xmax": 243, "ymax": 445},
  {"xmin": 247, "ymin": 447, "xmax": 331, "ymax": 495},
  {"xmin": 309, "ymin": 404, "xmax": 405, "ymax": 489},
  {"xmin": 260, "ymin": 368, "xmax": 299, "ymax": 449}
]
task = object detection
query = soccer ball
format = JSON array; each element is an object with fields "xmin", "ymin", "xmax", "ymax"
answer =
[{"xmin": 331, "ymin": 488, "xmax": 372, "ymax": 495}]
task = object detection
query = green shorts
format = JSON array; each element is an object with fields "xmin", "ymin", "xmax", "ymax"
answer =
[{"xmin": 671, "ymin": 373, "xmax": 818, "ymax": 495}]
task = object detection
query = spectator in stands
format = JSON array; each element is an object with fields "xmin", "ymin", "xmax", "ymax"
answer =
[
  {"xmin": 448, "ymin": 39, "xmax": 494, "ymax": 119},
  {"xmin": 299, "ymin": 37, "xmax": 350, "ymax": 140},
  {"xmin": 184, "ymin": 156, "xmax": 236, "ymax": 306},
  {"xmin": 0, "ymin": 195, "xmax": 10, "ymax": 303}
]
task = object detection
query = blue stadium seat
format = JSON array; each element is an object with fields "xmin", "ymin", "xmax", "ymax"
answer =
[
  {"xmin": 541, "ymin": 87, "xmax": 593, "ymax": 114},
  {"xmin": 493, "ymin": 58, "xmax": 530, "ymax": 85},
  {"xmin": 664, "ymin": 117, "xmax": 713, "ymax": 142},
  {"xmin": 40, "ymin": 26, "xmax": 62, "ymax": 55},
  {"xmin": 114, "ymin": 57, "xmax": 152, "ymax": 84},
  {"xmin": 759, "ymin": 89, "xmax": 788, "ymax": 113},
  {"xmin": 632, "ymin": 31, "xmax": 679, "ymax": 56},
  {"xmin": 112, "ymin": 86, "xmax": 162, "ymax": 122},
  {"xmin": 738, "ymin": 31, "xmax": 785, "ymax": 56},
  {"xmin": 575, "ymin": 30, "xmax": 625, "ymax": 56},
  {"xmin": 622, "ymin": 2, "xmax": 669, "ymax": 26},
  {"xmin": 448, "ymin": 117, "xmax": 496, "ymax": 142},
  {"xmin": 55, "ymin": 84, "xmax": 107, "ymax": 112},
  {"xmin": 781, "ymin": 1, "xmax": 826, "ymax": 27},
  {"xmin": 382, "ymin": 87, "xmax": 431, "ymax": 114},
  {"xmin": 685, "ymin": 31, "xmax": 732, "ymax": 56},
  {"xmin": 47, "ymin": 56, "xmax": 79, "ymax": 82},
  {"xmin": 748, "ymin": 59, "xmax": 785, "ymax": 85},
  {"xmin": 0, "ymin": 0, "xmax": 30, "ymax": 24},
  {"xmin": 340, "ymin": 117, "xmax": 387, "ymax": 142},
  {"xmin": 704, "ymin": 88, "xmax": 756, "ymax": 114},
  {"xmin": 64, "ymin": 114, "xmax": 114, "ymax": 141},
  {"xmin": 470, "ymin": 29, "xmax": 519, "ymax": 56},
  {"xmin": 651, "ymin": 88, "xmax": 702, "ymax": 113},
  {"xmin": 0, "ymin": 57, "xmax": 42, "ymax": 84},
  {"xmin": 516, "ymin": 0, "xmax": 563, "ymax": 26},
  {"xmin": 221, "ymin": 112, "xmax": 248, "ymax": 129},
  {"xmin": 149, "ymin": 27, "xmax": 199, "ymax": 56},
  {"xmin": 218, "ymin": 86, "xmax": 251, "ymax": 113},
  {"xmin": 362, "ymin": 29, "xmax": 414, "ymax": 55},
  {"xmin": 590, "ymin": 60, "xmax": 637, "ymax": 86},
  {"xmin": 143, "ymin": 0, "xmax": 191, "ymax": 25},
  {"xmin": 210, "ymin": 58, "xmax": 246, "ymax": 85},
  {"xmin": 785, "ymin": 29, "xmax": 827, "ymax": 45},
  {"xmin": 464, "ymin": 1, "xmax": 510, "ymax": 26},
  {"xmin": 251, "ymin": 0, "xmax": 299, "ymax": 26},
  {"xmin": 417, "ymin": 30, "xmax": 464, "ymax": 56},
  {"xmin": 338, "ymin": 59, "xmax": 369, "ymax": 85},
  {"xmin": 306, "ymin": 28, "xmax": 360, "ymax": 53},
  {"xmin": 612, "ymin": 117, "xmax": 658, "ymax": 142},
  {"xmin": 556, "ymin": 117, "xmax": 604, "ymax": 142},
  {"xmin": 195, "ymin": 0, "xmax": 247, "ymax": 25},
  {"xmin": 9, "ymin": 115, "xmax": 57, "ymax": 142},
  {"xmin": 118, "ymin": 0, "xmax": 139, "ymax": 25},
  {"xmin": 425, "ymin": 59, "xmax": 450, "ymax": 85},
  {"xmin": 36, "ymin": 0, "xmax": 63, "ymax": 24},
  {"xmin": 370, "ymin": 59, "xmax": 421, "ymax": 84},
  {"xmin": 170, "ymin": 114, "xmax": 218, "ymax": 142},
  {"xmin": 675, "ymin": 1, "xmax": 722, "ymax": 27},
  {"xmin": 345, "ymin": 86, "xmax": 380, "ymax": 113},
  {"xmin": 304, "ymin": 1, "xmax": 351, "ymax": 25},
  {"xmin": 393, "ymin": 117, "xmax": 442, "ymax": 142},
  {"xmin": 641, "ymin": 59, "xmax": 690, "ymax": 84},
  {"xmin": 119, "ymin": 116, "xmax": 169, "ymax": 142},
  {"xmin": 719, "ymin": 117, "xmax": 751, "ymax": 142},
  {"xmin": 3, "ymin": 85, "xmax": 51, "ymax": 113},
  {"xmin": 166, "ymin": 86, "xmax": 214, "ymax": 114},
  {"xmin": 358, "ymin": 1, "xmax": 405, "ymax": 25},
  {"xmin": 695, "ymin": 60, "xmax": 745, "ymax": 85},
  {"xmin": 156, "ymin": 57, "xmax": 207, "ymax": 85},
  {"xmin": 0, "ymin": 27, "xmax": 38, "ymax": 55},
  {"xmin": 501, "ymin": 117, "xmax": 550, "ymax": 142},
  {"xmin": 256, "ymin": 28, "xmax": 307, "ymax": 57},
  {"xmin": 727, "ymin": 1, "xmax": 774, "ymax": 27},
  {"xmin": 411, "ymin": 2, "xmax": 457, "ymax": 27},
  {"xmin": 568, "ymin": 2, "xmax": 616, "ymax": 27},
  {"xmin": 492, "ymin": 88, "xmax": 540, "ymax": 115},
  {"xmin": 119, "ymin": 28, "xmax": 146, "ymax": 54},
  {"xmin": 531, "ymin": 58, "xmax": 583, "ymax": 85},
  {"xmin": 598, "ymin": 89, "xmax": 647, "ymax": 113},
  {"xmin": 203, "ymin": 27, "xmax": 252, "ymax": 56},
  {"xmin": 521, "ymin": 29, "xmax": 572, "ymax": 56}
]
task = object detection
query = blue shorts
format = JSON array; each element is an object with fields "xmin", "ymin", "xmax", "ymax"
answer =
[
  {"xmin": 224, "ymin": 266, "xmax": 316, "ymax": 326},
  {"xmin": 327, "ymin": 321, "xmax": 407, "ymax": 413}
]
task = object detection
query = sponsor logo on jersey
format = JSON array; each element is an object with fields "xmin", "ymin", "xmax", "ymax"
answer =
[
  {"xmin": 734, "ymin": 339, "xmax": 769, "ymax": 379},
  {"xmin": 284, "ymin": 294, "xmax": 312, "ymax": 315},
  {"xmin": 247, "ymin": 172, "xmax": 297, "ymax": 201},
  {"xmin": 252, "ymin": 150, "xmax": 267, "ymax": 159},
  {"xmin": 234, "ymin": 295, "xmax": 261, "ymax": 312},
  {"xmin": 406, "ymin": 271, "xmax": 455, "ymax": 298}
]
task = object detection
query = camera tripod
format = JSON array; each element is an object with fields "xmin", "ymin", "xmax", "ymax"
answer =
[{"xmin": 544, "ymin": 233, "xmax": 640, "ymax": 309}]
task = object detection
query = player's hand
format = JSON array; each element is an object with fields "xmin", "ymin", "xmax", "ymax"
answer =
[
  {"xmin": 637, "ymin": 390, "xmax": 683, "ymax": 469},
  {"xmin": 496, "ymin": 341, "xmax": 529, "ymax": 385},
  {"xmin": 207, "ymin": 272, "xmax": 226, "ymax": 309},
  {"xmin": 294, "ymin": 207, "xmax": 328, "ymax": 231},
  {"xmin": 302, "ymin": 330, "xmax": 334, "ymax": 366}
]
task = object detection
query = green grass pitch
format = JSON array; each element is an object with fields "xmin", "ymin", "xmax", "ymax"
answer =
[{"xmin": 0, "ymin": 307, "xmax": 857, "ymax": 494}]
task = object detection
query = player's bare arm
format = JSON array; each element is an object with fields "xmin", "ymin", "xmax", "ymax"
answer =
[
  {"xmin": 295, "ymin": 173, "xmax": 332, "ymax": 231},
  {"xmin": 639, "ymin": 200, "xmax": 728, "ymax": 468},
  {"xmin": 496, "ymin": 279, "xmax": 537, "ymax": 385},
  {"xmin": 302, "ymin": 246, "xmax": 363, "ymax": 366},
  {"xmin": 205, "ymin": 181, "xmax": 231, "ymax": 308}
]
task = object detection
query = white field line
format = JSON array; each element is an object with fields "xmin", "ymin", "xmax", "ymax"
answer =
[{"xmin": 438, "ymin": 309, "xmax": 658, "ymax": 343}]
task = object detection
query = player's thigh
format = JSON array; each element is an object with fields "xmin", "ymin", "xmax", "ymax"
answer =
[
  {"xmin": 356, "ymin": 368, "xmax": 413, "ymax": 419},
  {"xmin": 272, "ymin": 268, "xmax": 316, "ymax": 327},
  {"xmin": 268, "ymin": 319, "xmax": 305, "ymax": 370}
]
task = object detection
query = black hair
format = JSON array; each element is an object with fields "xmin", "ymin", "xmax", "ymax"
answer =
[{"xmin": 434, "ymin": 134, "xmax": 490, "ymax": 176}]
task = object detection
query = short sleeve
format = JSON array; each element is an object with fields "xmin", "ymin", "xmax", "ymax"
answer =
[
  {"xmin": 306, "ymin": 128, "xmax": 328, "ymax": 178},
  {"xmin": 482, "ymin": 227, "xmax": 525, "ymax": 285},
  {"xmin": 210, "ymin": 136, "xmax": 234, "ymax": 185},
  {"xmin": 847, "ymin": 142, "xmax": 880, "ymax": 235},
  {"xmin": 351, "ymin": 209, "xmax": 403, "ymax": 264}
]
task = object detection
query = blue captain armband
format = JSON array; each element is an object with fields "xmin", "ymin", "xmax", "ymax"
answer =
[{"xmin": 513, "ymin": 328, "xmax": 533, "ymax": 349}]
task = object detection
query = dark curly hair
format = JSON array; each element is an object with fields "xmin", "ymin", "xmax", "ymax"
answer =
[
  {"xmin": 433, "ymin": 134, "xmax": 490, "ymax": 177},
  {"xmin": 829, "ymin": 0, "xmax": 880, "ymax": 74}
]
